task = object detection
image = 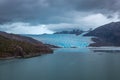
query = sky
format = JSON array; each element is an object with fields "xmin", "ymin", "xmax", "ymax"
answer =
[{"xmin": 0, "ymin": 0, "xmax": 120, "ymax": 34}]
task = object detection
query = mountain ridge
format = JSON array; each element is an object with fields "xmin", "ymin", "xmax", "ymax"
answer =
[
  {"xmin": 84, "ymin": 22, "xmax": 120, "ymax": 46},
  {"xmin": 54, "ymin": 29, "xmax": 84, "ymax": 35}
]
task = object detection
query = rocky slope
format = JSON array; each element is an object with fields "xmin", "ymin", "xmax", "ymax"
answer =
[
  {"xmin": 84, "ymin": 22, "xmax": 120, "ymax": 46},
  {"xmin": 54, "ymin": 29, "xmax": 84, "ymax": 35},
  {"xmin": 0, "ymin": 31, "xmax": 53, "ymax": 58}
]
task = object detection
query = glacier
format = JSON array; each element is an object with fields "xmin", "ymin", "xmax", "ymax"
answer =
[{"xmin": 25, "ymin": 33, "xmax": 93, "ymax": 48}]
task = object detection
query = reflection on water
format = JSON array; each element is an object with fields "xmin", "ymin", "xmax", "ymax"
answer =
[
  {"xmin": 0, "ymin": 48, "xmax": 120, "ymax": 80},
  {"xmin": 90, "ymin": 47, "xmax": 120, "ymax": 53}
]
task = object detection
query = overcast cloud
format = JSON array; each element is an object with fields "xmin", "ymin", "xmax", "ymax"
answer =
[{"xmin": 0, "ymin": 0, "xmax": 120, "ymax": 34}]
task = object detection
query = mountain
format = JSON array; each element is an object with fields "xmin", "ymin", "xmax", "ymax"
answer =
[
  {"xmin": 84, "ymin": 22, "xmax": 120, "ymax": 46},
  {"xmin": 0, "ymin": 31, "xmax": 53, "ymax": 58},
  {"xmin": 54, "ymin": 29, "xmax": 84, "ymax": 35}
]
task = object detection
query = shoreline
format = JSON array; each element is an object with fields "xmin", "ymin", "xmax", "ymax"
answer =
[
  {"xmin": 1, "ymin": 47, "xmax": 120, "ymax": 60},
  {"xmin": 0, "ymin": 52, "xmax": 52, "ymax": 60},
  {"xmin": 0, "ymin": 57, "xmax": 15, "ymax": 60}
]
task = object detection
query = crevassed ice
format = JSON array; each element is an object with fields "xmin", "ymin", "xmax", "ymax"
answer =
[{"xmin": 27, "ymin": 33, "xmax": 93, "ymax": 48}]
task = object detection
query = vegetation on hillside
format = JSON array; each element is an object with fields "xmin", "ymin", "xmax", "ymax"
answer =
[{"xmin": 0, "ymin": 34, "xmax": 53, "ymax": 58}]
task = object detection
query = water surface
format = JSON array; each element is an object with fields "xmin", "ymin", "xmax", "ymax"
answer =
[
  {"xmin": 1, "ymin": 34, "xmax": 120, "ymax": 80},
  {"xmin": 0, "ymin": 48, "xmax": 120, "ymax": 80}
]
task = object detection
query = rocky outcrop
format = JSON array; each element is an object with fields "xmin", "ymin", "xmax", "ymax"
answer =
[
  {"xmin": 54, "ymin": 29, "xmax": 84, "ymax": 35},
  {"xmin": 45, "ymin": 44, "xmax": 61, "ymax": 48},
  {"xmin": 14, "ymin": 46, "xmax": 26, "ymax": 58},
  {"xmin": 84, "ymin": 22, "xmax": 120, "ymax": 46}
]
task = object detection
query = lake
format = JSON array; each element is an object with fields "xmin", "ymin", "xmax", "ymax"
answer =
[
  {"xmin": 1, "ymin": 34, "xmax": 120, "ymax": 80},
  {"xmin": 1, "ymin": 48, "xmax": 120, "ymax": 80}
]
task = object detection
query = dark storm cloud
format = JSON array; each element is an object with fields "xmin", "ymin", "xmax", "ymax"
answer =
[
  {"xmin": 0, "ymin": 0, "xmax": 120, "ymax": 23},
  {"xmin": 41, "ymin": 0, "xmax": 120, "ymax": 13}
]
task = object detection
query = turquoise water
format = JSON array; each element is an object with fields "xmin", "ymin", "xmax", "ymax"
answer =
[
  {"xmin": 1, "ymin": 48, "xmax": 120, "ymax": 80},
  {"xmin": 1, "ymin": 34, "xmax": 120, "ymax": 80}
]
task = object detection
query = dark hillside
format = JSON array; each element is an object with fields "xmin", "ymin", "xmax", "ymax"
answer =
[
  {"xmin": 0, "ymin": 31, "xmax": 53, "ymax": 58},
  {"xmin": 84, "ymin": 22, "xmax": 120, "ymax": 46}
]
